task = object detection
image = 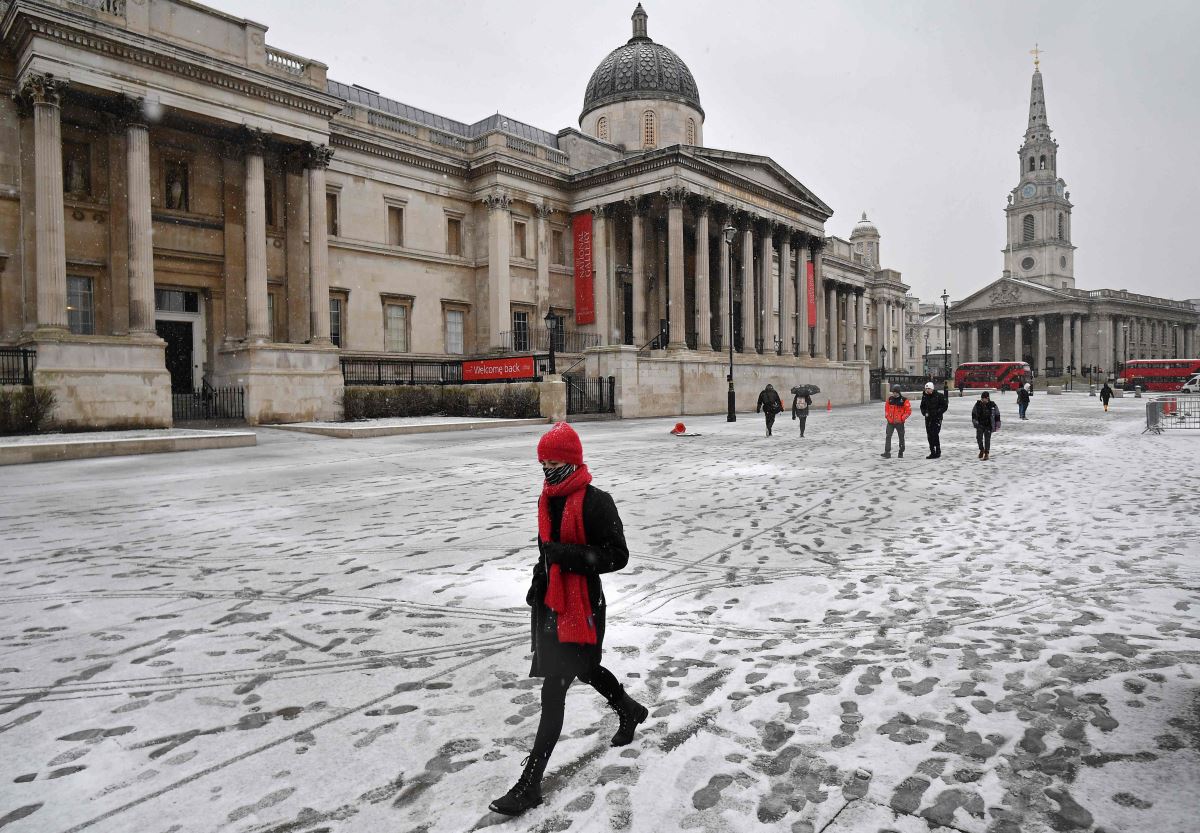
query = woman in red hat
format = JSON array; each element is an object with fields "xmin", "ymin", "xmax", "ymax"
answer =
[{"xmin": 489, "ymin": 422, "xmax": 648, "ymax": 816}]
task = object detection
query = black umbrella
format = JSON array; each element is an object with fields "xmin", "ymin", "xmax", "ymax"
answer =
[{"xmin": 791, "ymin": 384, "xmax": 821, "ymax": 396}]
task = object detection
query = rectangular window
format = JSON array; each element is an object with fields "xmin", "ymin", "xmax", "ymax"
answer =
[
  {"xmin": 552, "ymin": 228, "xmax": 565, "ymax": 265},
  {"xmin": 513, "ymin": 220, "xmax": 527, "ymax": 259},
  {"xmin": 264, "ymin": 177, "xmax": 276, "ymax": 228},
  {"xmin": 446, "ymin": 217, "xmax": 462, "ymax": 256},
  {"xmin": 63, "ymin": 141, "xmax": 91, "ymax": 197},
  {"xmin": 266, "ymin": 293, "xmax": 276, "ymax": 342},
  {"xmin": 329, "ymin": 297, "xmax": 343, "ymax": 348},
  {"xmin": 67, "ymin": 276, "xmax": 94, "ymax": 335},
  {"xmin": 388, "ymin": 206, "xmax": 404, "ymax": 247},
  {"xmin": 512, "ymin": 310, "xmax": 529, "ymax": 352},
  {"xmin": 385, "ymin": 303, "xmax": 408, "ymax": 352},
  {"xmin": 445, "ymin": 309, "xmax": 464, "ymax": 355},
  {"xmin": 154, "ymin": 288, "xmax": 199, "ymax": 313},
  {"xmin": 326, "ymin": 192, "xmax": 339, "ymax": 236},
  {"xmin": 164, "ymin": 159, "xmax": 190, "ymax": 211}
]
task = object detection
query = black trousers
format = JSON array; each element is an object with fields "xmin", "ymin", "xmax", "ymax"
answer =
[
  {"xmin": 976, "ymin": 427, "xmax": 992, "ymax": 453},
  {"xmin": 795, "ymin": 412, "xmax": 808, "ymax": 435},
  {"xmin": 531, "ymin": 665, "xmax": 623, "ymax": 762},
  {"xmin": 925, "ymin": 418, "xmax": 941, "ymax": 455},
  {"xmin": 763, "ymin": 411, "xmax": 777, "ymax": 434}
]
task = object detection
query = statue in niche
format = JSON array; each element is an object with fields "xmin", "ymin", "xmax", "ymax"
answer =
[{"xmin": 165, "ymin": 160, "xmax": 189, "ymax": 211}]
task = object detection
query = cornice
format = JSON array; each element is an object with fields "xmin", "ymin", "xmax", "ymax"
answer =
[
  {"xmin": 329, "ymin": 130, "xmax": 467, "ymax": 179},
  {"xmin": 4, "ymin": 7, "xmax": 345, "ymax": 119}
]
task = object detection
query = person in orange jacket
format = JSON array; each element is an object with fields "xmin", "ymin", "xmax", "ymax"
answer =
[{"xmin": 881, "ymin": 384, "xmax": 911, "ymax": 459}]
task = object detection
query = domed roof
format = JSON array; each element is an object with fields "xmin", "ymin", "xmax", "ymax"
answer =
[
  {"xmin": 851, "ymin": 212, "xmax": 879, "ymax": 237},
  {"xmin": 581, "ymin": 5, "xmax": 702, "ymax": 121}
]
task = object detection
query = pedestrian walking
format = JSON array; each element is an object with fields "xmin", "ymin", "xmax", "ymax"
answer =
[
  {"xmin": 971, "ymin": 391, "xmax": 1001, "ymax": 460},
  {"xmin": 756, "ymin": 384, "xmax": 783, "ymax": 436},
  {"xmin": 490, "ymin": 423, "xmax": 647, "ymax": 817},
  {"xmin": 1017, "ymin": 382, "xmax": 1032, "ymax": 420},
  {"xmin": 919, "ymin": 381, "xmax": 948, "ymax": 458},
  {"xmin": 881, "ymin": 384, "xmax": 911, "ymax": 458},
  {"xmin": 1100, "ymin": 382, "xmax": 1113, "ymax": 412},
  {"xmin": 791, "ymin": 388, "xmax": 812, "ymax": 437}
]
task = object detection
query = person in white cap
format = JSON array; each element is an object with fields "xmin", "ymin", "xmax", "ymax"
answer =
[
  {"xmin": 919, "ymin": 381, "xmax": 948, "ymax": 458},
  {"xmin": 1017, "ymin": 382, "xmax": 1032, "ymax": 420}
]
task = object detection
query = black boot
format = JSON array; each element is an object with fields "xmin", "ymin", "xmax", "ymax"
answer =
[
  {"xmin": 610, "ymin": 692, "xmax": 649, "ymax": 747},
  {"xmin": 489, "ymin": 751, "xmax": 549, "ymax": 816}
]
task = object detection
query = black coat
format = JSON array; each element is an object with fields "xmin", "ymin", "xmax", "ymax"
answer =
[
  {"xmin": 527, "ymin": 484, "xmax": 628, "ymax": 678},
  {"xmin": 757, "ymin": 389, "xmax": 783, "ymax": 414},
  {"xmin": 1100, "ymin": 384, "xmax": 1113, "ymax": 402},
  {"xmin": 791, "ymin": 393, "xmax": 812, "ymax": 418},
  {"xmin": 971, "ymin": 399, "xmax": 999, "ymax": 431},
  {"xmin": 1017, "ymin": 387, "xmax": 1031, "ymax": 404},
  {"xmin": 919, "ymin": 391, "xmax": 947, "ymax": 422}
]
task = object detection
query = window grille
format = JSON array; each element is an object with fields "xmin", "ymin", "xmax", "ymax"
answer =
[
  {"xmin": 1023, "ymin": 214, "xmax": 1035, "ymax": 242},
  {"xmin": 642, "ymin": 110, "xmax": 657, "ymax": 149}
]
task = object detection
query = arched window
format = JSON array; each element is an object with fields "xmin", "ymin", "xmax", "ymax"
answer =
[
  {"xmin": 1028, "ymin": 157, "xmax": 1036, "ymax": 173},
  {"xmin": 597, "ymin": 116, "xmax": 609, "ymax": 142},
  {"xmin": 1039, "ymin": 154, "xmax": 1046, "ymax": 170},
  {"xmin": 686, "ymin": 118, "xmax": 696, "ymax": 145},
  {"xmin": 642, "ymin": 110, "xmax": 657, "ymax": 149},
  {"xmin": 1057, "ymin": 212, "xmax": 1064, "ymax": 239},
  {"xmin": 1023, "ymin": 214, "xmax": 1034, "ymax": 242}
]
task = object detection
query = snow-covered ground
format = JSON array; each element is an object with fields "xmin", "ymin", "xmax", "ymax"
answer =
[{"xmin": 0, "ymin": 392, "xmax": 1196, "ymax": 833}]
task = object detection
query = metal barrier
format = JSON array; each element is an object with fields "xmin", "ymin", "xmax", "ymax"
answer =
[
  {"xmin": 0, "ymin": 347, "xmax": 36, "ymax": 385},
  {"xmin": 565, "ymin": 375, "xmax": 616, "ymax": 415},
  {"xmin": 342, "ymin": 357, "xmax": 464, "ymax": 386},
  {"xmin": 172, "ymin": 386, "xmax": 244, "ymax": 422},
  {"xmin": 1145, "ymin": 393, "xmax": 1200, "ymax": 434}
]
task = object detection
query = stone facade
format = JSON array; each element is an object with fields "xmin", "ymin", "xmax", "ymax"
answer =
[
  {"xmin": 949, "ymin": 63, "xmax": 1199, "ymax": 377},
  {"xmin": 0, "ymin": 1, "xmax": 915, "ymax": 425}
]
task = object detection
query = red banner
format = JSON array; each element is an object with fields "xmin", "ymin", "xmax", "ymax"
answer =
[
  {"xmin": 573, "ymin": 213, "xmax": 595, "ymax": 325},
  {"xmin": 806, "ymin": 261, "xmax": 817, "ymax": 324},
  {"xmin": 462, "ymin": 356, "xmax": 536, "ymax": 382}
]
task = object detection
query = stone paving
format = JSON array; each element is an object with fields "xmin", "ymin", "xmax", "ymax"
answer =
[{"xmin": 0, "ymin": 393, "xmax": 1197, "ymax": 833}]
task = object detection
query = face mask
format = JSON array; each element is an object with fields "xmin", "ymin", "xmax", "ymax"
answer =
[{"xmin": 543, "ymin": 463, "xmax": 575, "ymax": 485}]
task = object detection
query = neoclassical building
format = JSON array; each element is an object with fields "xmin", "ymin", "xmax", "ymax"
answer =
[
  {"xmin": 948, "ymin": 61, "xmax": 1198, "ymax": 376},
  {"xmin": 0, "ymin": 0, "xmax": 908, "ymax": 425}
]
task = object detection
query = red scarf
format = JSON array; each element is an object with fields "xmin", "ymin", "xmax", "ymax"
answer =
[{"xmin": 538, "ymin": 465, "xmax": 597, "ymax": 645}]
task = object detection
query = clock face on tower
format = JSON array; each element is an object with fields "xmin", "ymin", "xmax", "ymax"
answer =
[{"xmin": 1021, "ymin": 183, "xmax": 1036, "ymax": 199}]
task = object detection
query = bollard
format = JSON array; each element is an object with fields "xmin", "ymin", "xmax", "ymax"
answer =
[
  {"xmin": 1134, "ymin": 385, "xmax": 1142, "ymax": 399},
  {"xmin": 1089, "ymin": 384, "xmax": 1096, "ymax": 397}
]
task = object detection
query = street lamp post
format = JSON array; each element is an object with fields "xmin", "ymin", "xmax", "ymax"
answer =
[
  {"xmin": 1025, "ymin": 317, "xmax": 1035, "ymax": 378},
  {"xmin": 1173, "ymin": 324, "xmax": 1179, "ymax": 359},
  {"xmin": 1122, "ymin": 323, "xmax": 1129, "ymax": 381},
  {"xmin": 723, "ymin": 224, "xmax": 737, "ymax": 422},
  {"xmin": 543, "ymin": 310, "xmax": 558, "ymax": 376},
  {"xmin": 942, "ymin": 290, "xmax": 950, "ymax": 397}
]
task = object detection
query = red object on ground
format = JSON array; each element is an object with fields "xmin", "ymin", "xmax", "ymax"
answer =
[
  {"xmin": 826, "ymin": 400, "xmax": 832, "ymax": 411},
  {"xmin": 670, "ymin": 422, "xmax": 686, "ymax": 435}
]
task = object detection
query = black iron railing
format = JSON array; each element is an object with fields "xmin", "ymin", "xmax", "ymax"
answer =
[
  {"xmin": 497, "ymin": 328, "xmax": 600, "ymax": 354},
  {"xmin": 342, "ymin": 357, "xmax": 464, "ymax": 386},
  {"xmin": 565, "ymin": 375, "xmax": 616, "ymax": 415},
  {"xmin": 172, "ymin": 386, "xmax": 244, "ymax": 422},
  {"xmin": 0, "ymin": 347, "xmax": 36, "ymax": 385}
]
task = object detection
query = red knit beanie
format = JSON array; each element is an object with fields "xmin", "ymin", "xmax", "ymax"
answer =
[{"xmin": 537, "ymin": 422, "xmax": 583, "ymax": 465}]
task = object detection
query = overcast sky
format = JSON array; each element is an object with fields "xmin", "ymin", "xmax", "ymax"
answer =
[{"xmin": 207, "ymin": 0, "xmax": 1200, "ymax": 306}]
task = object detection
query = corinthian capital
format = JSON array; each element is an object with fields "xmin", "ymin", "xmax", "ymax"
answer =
[
  {"xmin": 661, "ymin": 185, "xmax": 690, "ymax": 207},
  {"xmin": 304, "ymin": 143, "xmax": 334, "ymax": 169},
  {"xmin": 482, "ymin": 191, "xmax": 511, "ymax": 212},
  {"xmin": 14, "ymin": 73, "xmax": 68, "ymax": 116},
  {"xmin": 535, "ymin": 201, "xmax": 556, "ymax": 219},
  {"xmin": 809, "ymin": 235, "xmax": 827, "ymax": 255}
]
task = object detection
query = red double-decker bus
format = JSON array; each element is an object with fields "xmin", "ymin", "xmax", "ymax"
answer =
[
  {"xmin": 954, "ymin": 362, "xmax": 1031, "ymax": 391},
  {"xmin": 1118, "ymin": 359, "xmax": 1200, "ymax": 391}
]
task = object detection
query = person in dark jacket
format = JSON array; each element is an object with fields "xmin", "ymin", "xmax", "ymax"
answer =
[
  {"xmin": 919, "ymin": 381, "xmax": 948, "ymax": 459},
  {"xmin": 791, "ymin": 389, "xmax": 813, "ymax": 437},
  {"xmin": 971, "ymin": 391, "xmax": 1000, "ymax": 460},
  {"xmin": 882, "ymin": 384, "xmax": 911, "ymax": 458},
  {"xmin": 1100, "ymin": 383, "xmax": 1113, "ymax": 412},
  {"xmin": 1016, "ymin": 382, "xmax": 1032, "ymax": 420},
  {"xmin": 756, "ymin": 384, "xmax": 783, "ymax": 436},
  {"xmin": 489, "ymin": 423, "xmax": 647, "ymax": 817}
]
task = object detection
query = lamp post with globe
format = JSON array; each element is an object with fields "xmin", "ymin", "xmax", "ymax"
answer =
[
  {"xmin": 723, "ymin": 223, "xmax": 737, "ymax": 422},
  {"xmin": 941, "ymin": 290, "xmax": 951, "ymax": 398}
]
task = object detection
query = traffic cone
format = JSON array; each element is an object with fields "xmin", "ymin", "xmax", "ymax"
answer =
[{"xmin": 826, "ymin": 399, "xmax": 832, "ymax": 412}]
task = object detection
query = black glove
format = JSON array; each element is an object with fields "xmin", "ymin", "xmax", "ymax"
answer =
[
  {"xmin": 542, "ymin": 542, "xmax": 567, "ymax": 566},
  {"xmin": 526, "ymin": 572, "xmax": 547, "ymax": 606}
]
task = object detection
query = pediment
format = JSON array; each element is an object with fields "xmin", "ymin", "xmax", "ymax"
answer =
[
  {"xmin": 953, "ymin": 278, "xmax": 1065, "ymax": 313},
  {"xmin": 690, "ymin": 147, "xmax": 832, "ymax": 216}
]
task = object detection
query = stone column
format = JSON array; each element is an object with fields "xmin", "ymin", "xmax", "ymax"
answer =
[
  {"xmin": 826, "ymin": 283, "xmax": 837, "ymax": 360},
  {"xmin": 991, "ymin": 321, "xmax": 1001, "ymax": 363},
  {"xmin": 811, "ymin": 238, "xmax": 825, "ymax": 358},
  {"xmin": 305, "ymin": 144, "xmax": 334, "ymax": 343},
  {"xmin": 1073, "ymin": 315, "xmax": 1083, "ymax": 369},
  {"xmin": 592, "ymin": 205, "xmax": 611, "ymax": 344},
  {"xmin": 740, "ymin": 220, "xmax": 754, "ymax": 353},
  {"xmin": 1036, "ymin": 316, "xmax": 1047, "ymax": 374},
  {"xmin": 1014, "ymin": 318, "xmax": 1024, "ymax": 364},
  {"xmin": 24, "ymin": 74, "xmax": 69, "ymax": 330},
  {"xmin": 856, "ymin": 290, "xmax": 866, "ymax": 361},
  {"xmin": 694, "ymin": 199, "xmax": 712, "ymax": 351},
  {"xmin": 760, "ymin": 222, "xmax": 776, "ymax": 354},
  {"xmin": 899, "ymin": 300, "xmax": 908, "ymax": 369},
  {"xmin": 882, "ymin": 301, "xmax": 891, "ymax": 361},
  {"xmin": 535, "ymin": 202, "xmax": 553, "ymax": 323},
  {"xmin": 969, "ymin": 323, "xmax": 979, "ymax": 363},
  {"xmin": 779, "ymin": 233, "xmax": 792, "ymax": 356},
  {"xmin": 1061, "ymin": 313, "xmax": 1071, "ymax": 371},
  {"xmin": 717, "ymin": 210, "xmax": 731, "ymax": 352},
  {"xmin": 630, "ymin": 199, "xmax": 647, "ymax": 345},
  {"xmin": 122, "ymin": 98, "xmax": 155, "ymax": 335},
  {"xmin": 663, "ymin": 186, "xmax": 688, "ymax": 349},
  {"xmin": 243, "ymin": 131, "xmax": 270, "ymax": 342},
  {"xmin": 483, "ymin": 191, "xmax": 512, "ymax": 349},
  {"xmin": 796, "ymin": 238, "xmax": 809, "ymax": 355},
  {"xmin": 844, "ymin": 288, "xmax": 855, "ymax": 362}
]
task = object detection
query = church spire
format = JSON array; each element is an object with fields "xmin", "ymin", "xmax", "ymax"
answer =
[{"xmin": 1025, "ymin": 51, "xmax": 1051, "ymax": 144}]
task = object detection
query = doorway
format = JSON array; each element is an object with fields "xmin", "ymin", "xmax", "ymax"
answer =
[
  {"xmin": 622, "ymin": 282, "xmax": 633, "ymax": 345},
  {"xmin": 156, "ymin": 320, "xmax": 194, "ymax": 393}
]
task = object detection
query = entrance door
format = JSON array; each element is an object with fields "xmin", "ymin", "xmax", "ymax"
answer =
[
  {"xmin": 622, "ymin": 283, "xmax": 633, "ymax": 345},
  {"xmin": 156, "ymin": 320, "xmax": 194, "ymax": 393}
]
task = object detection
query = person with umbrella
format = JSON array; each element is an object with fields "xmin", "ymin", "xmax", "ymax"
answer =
[
  {"xmin": 791, "ymin": 385, "xmax": 815, "ymax": 437},
  {"xmin": 756, "ymin": 384, "xmax": 784, "ymax": 437}
]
